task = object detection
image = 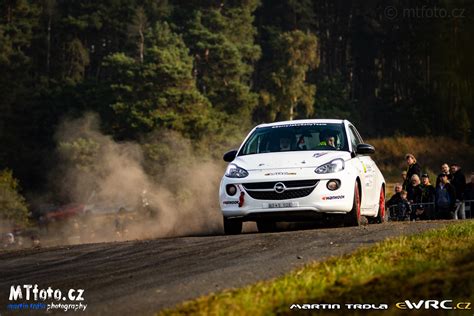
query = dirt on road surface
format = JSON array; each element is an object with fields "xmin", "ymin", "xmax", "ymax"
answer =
[{"xmin": 0, "ymin": 221, "xmax": 448, "ymax": 315}]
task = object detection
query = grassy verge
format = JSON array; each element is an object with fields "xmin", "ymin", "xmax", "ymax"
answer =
[{"xmin": 159, "ymin": 221, "xmax": 474, "ymax": 315}]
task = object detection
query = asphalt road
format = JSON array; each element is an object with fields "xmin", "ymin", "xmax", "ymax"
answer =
[{"xmin": 0, "ymin": 221, "xmax": 447, "ymax": 315}]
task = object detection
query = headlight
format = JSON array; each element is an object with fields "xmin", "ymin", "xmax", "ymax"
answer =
[
  {"xmin": 225, "ymin": 164, "xmax": 249, "ymax": 178},
  {"xmin": 315, "ymin": 159, "xmax": 345, "ymax": 174}
]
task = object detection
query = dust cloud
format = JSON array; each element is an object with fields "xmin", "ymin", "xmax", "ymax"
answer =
[{"xmin": 40, "ymin": 113, "xmax": 225, "ymax": 246}]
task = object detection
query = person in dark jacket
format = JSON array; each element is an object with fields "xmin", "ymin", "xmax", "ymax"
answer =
[
  {"xmin": 465, "ymin": 173, "xmax": 474, "ymax": 218},
  {"xmin": 420, "ymin": 174, "xmax": 436, "ymax": 219},
  {"xmin": 404, "ymin": 154, "xmax": 421, "ymax": 193},
  {"xmin": 435, "ymin": 173, "xmax": 456, "ymax": 219},
  {"xmin": 401, "ymin": 171, "xmax": 408, "ymax": 190},
  {"xmin": 387, "ymin": 183, "xmax": 403, "ymax": 218},
  {"xmin": 450, "ymin": 163, "xmax": 466, "ymax": 219},
  {"xmin": 407, "ymin": 174, "xmax": 423, "ymax": 203},
  {"xmin": 465, "ymin": 173, "xmax": 474, "ymax": 200},
  {"xmin": 393, "ymin": 190, "xmax": 411, "ymax": 221},
  {"xmin": 437, "ymin": 163, "xmax": 452, "ymax": 186},
  {"xmin": 407, "ymin": 174, "xmax": 424, "ymax": 220}
]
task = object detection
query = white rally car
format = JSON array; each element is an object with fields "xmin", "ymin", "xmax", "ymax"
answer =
[{"xmin": 219, "ymin": 119, "xmax": 386, "ymax": 234}]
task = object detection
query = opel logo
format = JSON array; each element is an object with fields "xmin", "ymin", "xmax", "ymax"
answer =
[{"xmin": 274, "ymin": 182, "xmax": 286, "ymax": 193}]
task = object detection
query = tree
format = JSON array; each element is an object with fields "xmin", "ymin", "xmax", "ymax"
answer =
[
  {"xmin": 181, "ymin": 6, "xmax": 260, "ymax": 123},
  {"xmin": 260, "ymin": 30, "xmax": 319, "ymax": 121},
  {"xmin": 102, "ymin": 22, "xmax": 214, "ymax": 140},
  {"xmin": 0, "ymin": 169, "xmax": 29, "ymax": 226},
  {"xmin": 128, "ymin": 6, "xmax": 148, "ymax": 63}
]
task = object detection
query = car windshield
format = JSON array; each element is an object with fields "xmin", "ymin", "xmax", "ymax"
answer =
[{"xmin": 239, "ymin": 122, "xmax": 349, "ymax": 156}]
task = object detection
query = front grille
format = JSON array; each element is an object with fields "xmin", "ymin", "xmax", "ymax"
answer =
[
  {"xmin": 245, "ymin": 187, "xmax": 316, "ymax": 200},
  {"xmin": 242, "ymin": 179, "xmax": 319, "ymax": 200},
  {"xmin": 243, "ymin": 180, "xmax": 318, "ymax": 190}
]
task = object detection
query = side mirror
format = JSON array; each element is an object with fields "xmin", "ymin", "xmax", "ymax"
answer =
[
  {"xmin": 356, "ymin": 143, "xmax": 375, "ymax": 155},
  {"xmin": 223, "ymin": 149, "xmax": 238, "ymax": 162}
]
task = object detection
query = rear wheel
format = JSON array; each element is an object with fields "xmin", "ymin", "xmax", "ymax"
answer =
[
  {"xmin": 223, "ymin": 217, "xmax": 242, "ymax": 235},
  {"xmin": 344, "ymin": 183, "xmax": 361, "ymax": 226},
  {"xmin": 256, "ymin": 221, "xmax": 277, "ymax": 233},
  {"xmin": 368, "ymin": 186, "xmax": 387, "ymax": 224},
  {"xmin": 376, "ymin": 187, "xmax": 388, "ymax": 223}
]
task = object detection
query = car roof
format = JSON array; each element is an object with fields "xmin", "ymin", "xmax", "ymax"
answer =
[{"xmin": 256, "ymin": 119, "xmax": 348, "ymax": 128}]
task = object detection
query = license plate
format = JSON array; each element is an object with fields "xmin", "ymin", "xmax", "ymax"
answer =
[{"xmin": 263, "ymin": 202, "xmax": 299, "ymax": 208}]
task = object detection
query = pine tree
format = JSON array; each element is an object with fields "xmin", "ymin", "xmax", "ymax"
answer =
[
  {"xmin": 260, "ymin": 30, "xmax": 319, "ymax": 121},
  {"xmin": 103, "ymin": 22, "xmax": 214, "ymax": 140},
  {"xmin": 181, "ymin": 4, "xmax": 260, "ymax": 124}
]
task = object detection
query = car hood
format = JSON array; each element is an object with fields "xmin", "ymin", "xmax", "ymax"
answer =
[{"xmin": 233, "ymin": 151, "xmax": 351, "ymax": 170}]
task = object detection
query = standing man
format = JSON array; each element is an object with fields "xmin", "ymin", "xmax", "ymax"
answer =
[
  {"xmin": 450, "ymin": 163, "xmax": 466, "ymax": 219},
  {"xmin": 404, "ymin": 154, "xmax": 421, "ymax": 193},
  {"xmin": 465, "ymin": 172, "xmax": 474, "ymax": 219},
  {"xmin": 435, "ymin": 173, "xmax": 456, "ymax": 219},
  {"xmin": 401, "ymin": 171, "xmax": 408, "ymax": 190},
  {"xmin": 437, "ymin": 163, "xmax": 451, "ymax": 186},
  {"xmin": 387, "ymin": 183, "xmax": 403, "ymax": 219},
  {"xmin": 441, "ymin": 163, "xmax": 451, "ymax": 176},
  {"xmin": 420, "ymin": 174, "xmax": 436, "ymax": 219}
]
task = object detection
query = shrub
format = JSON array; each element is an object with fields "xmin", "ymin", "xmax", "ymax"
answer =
[{"xmin": 0, "ymin": 169, "xmax": 29, "ymax": 226}]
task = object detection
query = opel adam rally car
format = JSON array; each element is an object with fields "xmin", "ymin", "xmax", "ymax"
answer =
[{"xmin": 219, "ymin": 119, "xmax": 386, "ymax": 234}]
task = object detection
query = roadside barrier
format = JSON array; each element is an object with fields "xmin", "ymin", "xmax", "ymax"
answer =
[{"xmin": 386, "ymin": 200, "xmax": 474, "ymax": 220}]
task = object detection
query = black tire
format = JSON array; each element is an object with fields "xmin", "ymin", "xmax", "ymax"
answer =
[
  {"xmin": 376, "ymin": 186, "xmax": 388, "ymax": 223},
  {"xmin": 223, "ymin": 217, "xmax": 242, "ymax": 235},
  {"xmin": 367, "ymin": 186, "xmax": 387, "ymax": 224},
  {"xmin": 256, "ymin": 221, "xmax": 277, "ymax": 233},
  {"xmin": 344, "ymin": 183, "xmax": 361, "ymax": 226}
]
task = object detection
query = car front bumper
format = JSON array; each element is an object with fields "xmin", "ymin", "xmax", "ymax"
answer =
[{"xmin": 219, "ymin": 170, "xmax": 355, "ymax": 221}]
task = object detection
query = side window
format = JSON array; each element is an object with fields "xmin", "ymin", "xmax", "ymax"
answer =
[{"xmin": 348, "ymin": 126, "xmax": 361, "ymax": 151}]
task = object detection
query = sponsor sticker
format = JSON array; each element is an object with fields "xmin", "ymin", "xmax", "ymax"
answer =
[
  {"xmin": 264, "ymin": 172, "xmax": 297, "ymax": 176},
  {"xmin": 322, "ymin": 195, "xmax": 345, "ymax": 201},
  {"xmin": 313, "ymin": 153, "xmax": 328, "ymax": 158},
  {"xmin": 223, "ymin": 201, "xmax": 239, "ymax": 205},
  {"xmin": 271, "ymin": 123, "xmax": 328, "ymax": 129}
]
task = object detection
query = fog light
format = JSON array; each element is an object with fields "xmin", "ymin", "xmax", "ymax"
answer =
[
  {"xmin": 327, "ymin": 180, "xmax": 340, "ymax": 191},
  {"xmin": 226, "ymin": 184, "xmax": 237, "ymax": 196}
]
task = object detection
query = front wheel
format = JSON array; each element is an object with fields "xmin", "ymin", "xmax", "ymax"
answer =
[
  {"xmin": 344, "ymin": 183, "xmax": 361, "ymax": 226},
  {"xmin": 223, "ymin": 217, "xmax": 242, "ymax": 235}
]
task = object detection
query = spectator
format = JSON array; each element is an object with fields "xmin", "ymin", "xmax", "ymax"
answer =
[
  {"xmin": 450, "ymin": 163, "xmax": 466, "ymax": 219},
  {"xmin": 465, "ymin": 172, "xmax": 474, "ymax": 200},
  {"xmin": 437, "ymin": 163, "xmax": 452, "ymax": 186},
  {"xmin": 401, "ymin": 171, "xmax": 408, "ymax": 190},
  {"xmin": 408, "ymin": 174, "xmax": 423, "ymax": 220},
  {"xmin": 465, "ymin": 173, "xmax": 474, "ymax": 218},
  {"xmin": 441, "ymin": 163, "xmax": 451, "ymax": 177},
  {"xmin": 387, "ymin": 183, "xmax": 403, "ymax": 218},
  {"xmin": 404, "ymin": 154, "xmax": 421, "ymax": 192},
  {"xmin": 420, "ymin": 174, "xmax": 436, "ymax": 219},
  {"xmin": 407, "ymin": 174, "xmax": 422, "ymax": 203},
  {"xmin": 392, "ymin": 190, "xmax": 411, "ymax": 221},
  {"xmin": 387, "ymin": 183, "xmax": 403, "ymax": 206},
  {"xmin": 435, "ymin": 173, "xmax": 456, "ymax": 219}
]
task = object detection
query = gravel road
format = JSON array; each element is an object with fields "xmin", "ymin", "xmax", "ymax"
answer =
[{"xmin": 0, "ymin": 221, "xmax": 448, "ymax": 315}]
